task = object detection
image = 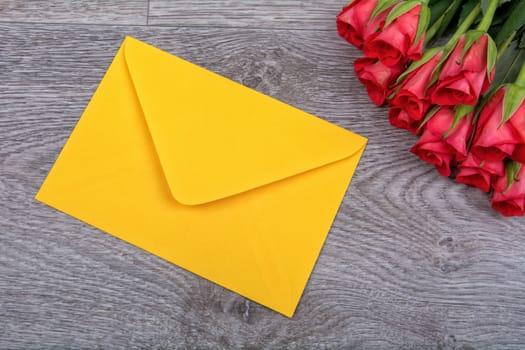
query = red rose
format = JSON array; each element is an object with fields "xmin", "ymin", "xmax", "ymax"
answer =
[
  {"xmin": 354, "ymin": 57, "xmax": 405, "ymax": 106},
  {"xmin": 491, "ymin": 164, "xmax": 525, "ymax": 217},
  {"xmin": 471, "ymin": 87, "xmax": 525, "ymax": 161},
  {"xmin": 388, "ymin": 107, "xmax": 420, "ymax": 135},
  {"xmin": 410, "ymin": 107, "xmax": 473, "ymax": 177},
  {"xmin": 430, "ymin": 33, "xmax": 495, "ymax": 106},
  {"xmin": 363, "ymin": 4, "xmax": 425, "ymax": 66},
  {"xmin": 336, "ymin": 0, "xmax": 392, "ymax": 49},
  {"xmin": 456, "ymin": 153, "xmax": 505, "ymax": 192},
  {"xmin": 389, "ymin": 51, "xmax": 442, "ymax": 133},
  {"xmin": 512, "ymin": 144, "xmax": 525, "ymax": 163}
]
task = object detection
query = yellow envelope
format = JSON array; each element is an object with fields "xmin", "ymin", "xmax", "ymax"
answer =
[{"xmin": 35, "ymin": 36, "xmax": 367, "ymax": 317}]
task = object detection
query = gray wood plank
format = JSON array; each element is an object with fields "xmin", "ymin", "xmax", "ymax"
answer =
[
  {"xmin": 1, "ymin": 22, "xmax": 525, "ymax": 349},
  {"xmin": 148, "ymin": 0, "xmax": 344, "ymax": 30},
  {"xmin": 0, "ymin": 0, "xmax": 148, "ymax": 25}
]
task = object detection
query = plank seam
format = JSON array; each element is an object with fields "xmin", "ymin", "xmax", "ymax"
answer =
[{"xmin": 0, "ymin": 20, "xmax": 334, "ymax": 31}]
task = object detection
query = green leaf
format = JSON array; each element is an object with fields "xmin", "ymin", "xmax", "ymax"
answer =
[
  {"xmin": 496, "ymin": 31, "xmax": 517, "ymax": 61},
  {"xmin": 426, "ymin": 0, "xmax": 463, "ymax": 44},
  {"xmin": 443, "ymin": 104, "xmax": 475, "ymax": 138},
  {"xmin": 494, "ymin": 0, "xmax": 525, "ymax": 46},
  {"xmin": 491, "ymin": 6, "xmax": 511, "ymax": 26},
  {"xmin": 458, "ymin": 0, "xmax": 480, "ymax": 30},
  {"xmin": 520, "ymin": 31, "xmax": 525, "ymax": 48},
  {"xmin": 433, "ymin": 0, "xmax": 466, "ymax": 39},
  {"xmin": 504, "ymin": 161, "xmax": 522, "ymax": 193},
  {"xmin": 370, "ymin": 0, "xmax": 399, "ymax": 20},
  {"xmin": 429, "ymin": 0, "xmax": 451, "ymax": 27},
  {"xmin": 396, "ymin": 47, "xmax": 442, "ymax": 84},
  {"xmin": 486, "ymin": 35, "xmax": 497, "ymax": 81},
  {"xmin": 418, "ymin": 105, "xmax": 441, "ymax": 131},
  {"xmin": 501, "ymin": 84, "xmax": 525, "ymax": 125},
  {"xmin": 488, "ymin": 1, "xmax": 515, "ymax": 44},
  {"xmin": 492, "ymin": 41, "xmax": 525, "ymax": 88},
  {"xmin": 461, "ymin": 30, "xmax": 484, "ymax": 61},
  {"xmin": 415, "ymin": 4, "xmax": 431, "ymax": 43},
  {"xmin": 385, "ymin": 1, "xmax": 419, "ymax": 28},
  {"xmin": 488, "ymin": 24, "xmax": 503, "ymax": 41}
]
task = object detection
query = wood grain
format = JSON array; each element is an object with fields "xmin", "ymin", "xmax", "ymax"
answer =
[
  {"xmin": 0, "ymin": 3, "xmax": 525, "ymax": 349},
  {"xmin": 0, "ymin": 0, "xmax": 148, "ymax": 25},
  {"xmin": 148, "ymin": 0, "xmax": 345, "ymax": 30}
]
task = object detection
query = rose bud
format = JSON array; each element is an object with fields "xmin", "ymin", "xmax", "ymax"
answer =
[
  {"xmin": 389, "ymin": 49, "xmax": 442, "ymax": 133},
  {"xmin": 336, "ymin": 0, "xmax": 394, "ymax": 49},
  {"xmin": 388, "ymin": 107, "xmax": 420, "ymax": 135},
  {"xmin": 456, "ymin": 153, "xmax": 505, "ymax": 192},
  {"xmin": 354, "ymin": 57, "xmax": 405, "ymax": 106},
  {"xmin": 491, "ymin": 162, "xmax": 525, "ymax": 217},
  {"xmin": 430, "ymin": 32, "xmax": 496, "ymax": 106},
  {"xmin": 363, "ymin": 2, "xmax": 428, "ymax": 66},
  {"xmin": 470, "ymin": 85, "xmax": 525, "ymax": 162},
  {"xmin": 410, "ymin": 106, "xmax": 473, "ymax": 177}
]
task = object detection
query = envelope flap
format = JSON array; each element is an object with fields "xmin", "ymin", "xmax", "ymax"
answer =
[{"xmin": 123, "ymin": 37, "xmax": 366, "ymax": 205}]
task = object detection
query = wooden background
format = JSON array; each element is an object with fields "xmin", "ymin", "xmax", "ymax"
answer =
[{"xmin": 1, "ymin": 1, "xmax": 524, "ymax": 349}]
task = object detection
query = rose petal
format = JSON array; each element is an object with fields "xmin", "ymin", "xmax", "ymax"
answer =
[
  {"xmin": 389, "ymin": 107, "xmax": 420, "ymax": 134},
  {"xmin": 492, "ymin": 191, "xmax": 525, "ymax": 217},
  {"xmin": 336, "ymin": 0, "xmax": 380, "ymax": 48},
  {"xmin": 512, "ymin": 144, "xmax": 525, "ymax": 163},
  {"xmin": 431, "ymin": 76, "xmax": 476, "ymax": 105},
  {"xmin": 472, "ymin": 104, "xmax": 519, "ymax": 161},
  {"xmin": 456, "ymin": 166, "xmax": 491, "ymax": 192}
]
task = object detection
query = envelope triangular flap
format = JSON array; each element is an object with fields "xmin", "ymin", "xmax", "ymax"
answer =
[{"xmin": 123, "ymin": 37, "xmax": 366, "ymax": 205}]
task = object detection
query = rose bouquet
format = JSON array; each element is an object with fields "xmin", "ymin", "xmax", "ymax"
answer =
[{"xmin": 337, "ymin": 0, "xmax": 525, "ymax": 217}]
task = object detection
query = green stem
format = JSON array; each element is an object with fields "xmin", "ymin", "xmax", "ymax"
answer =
[
  {"xmin": 448, "ymin": 3, "xmax": 481, "ymax": 44},
  {"xmin": 496, "ymin": 31, "xmax": 516, "ymax": 63},
  {"xmin": 477, "ymin": 0, "xmax": 499, "ymax": 32},
  {"xmin": 425, "ymin": 18, "xmax": 442, "ymax": 44},
  {"xmin": 515, "ymin": 61, "xmax": 525, "ymax": 87}
]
